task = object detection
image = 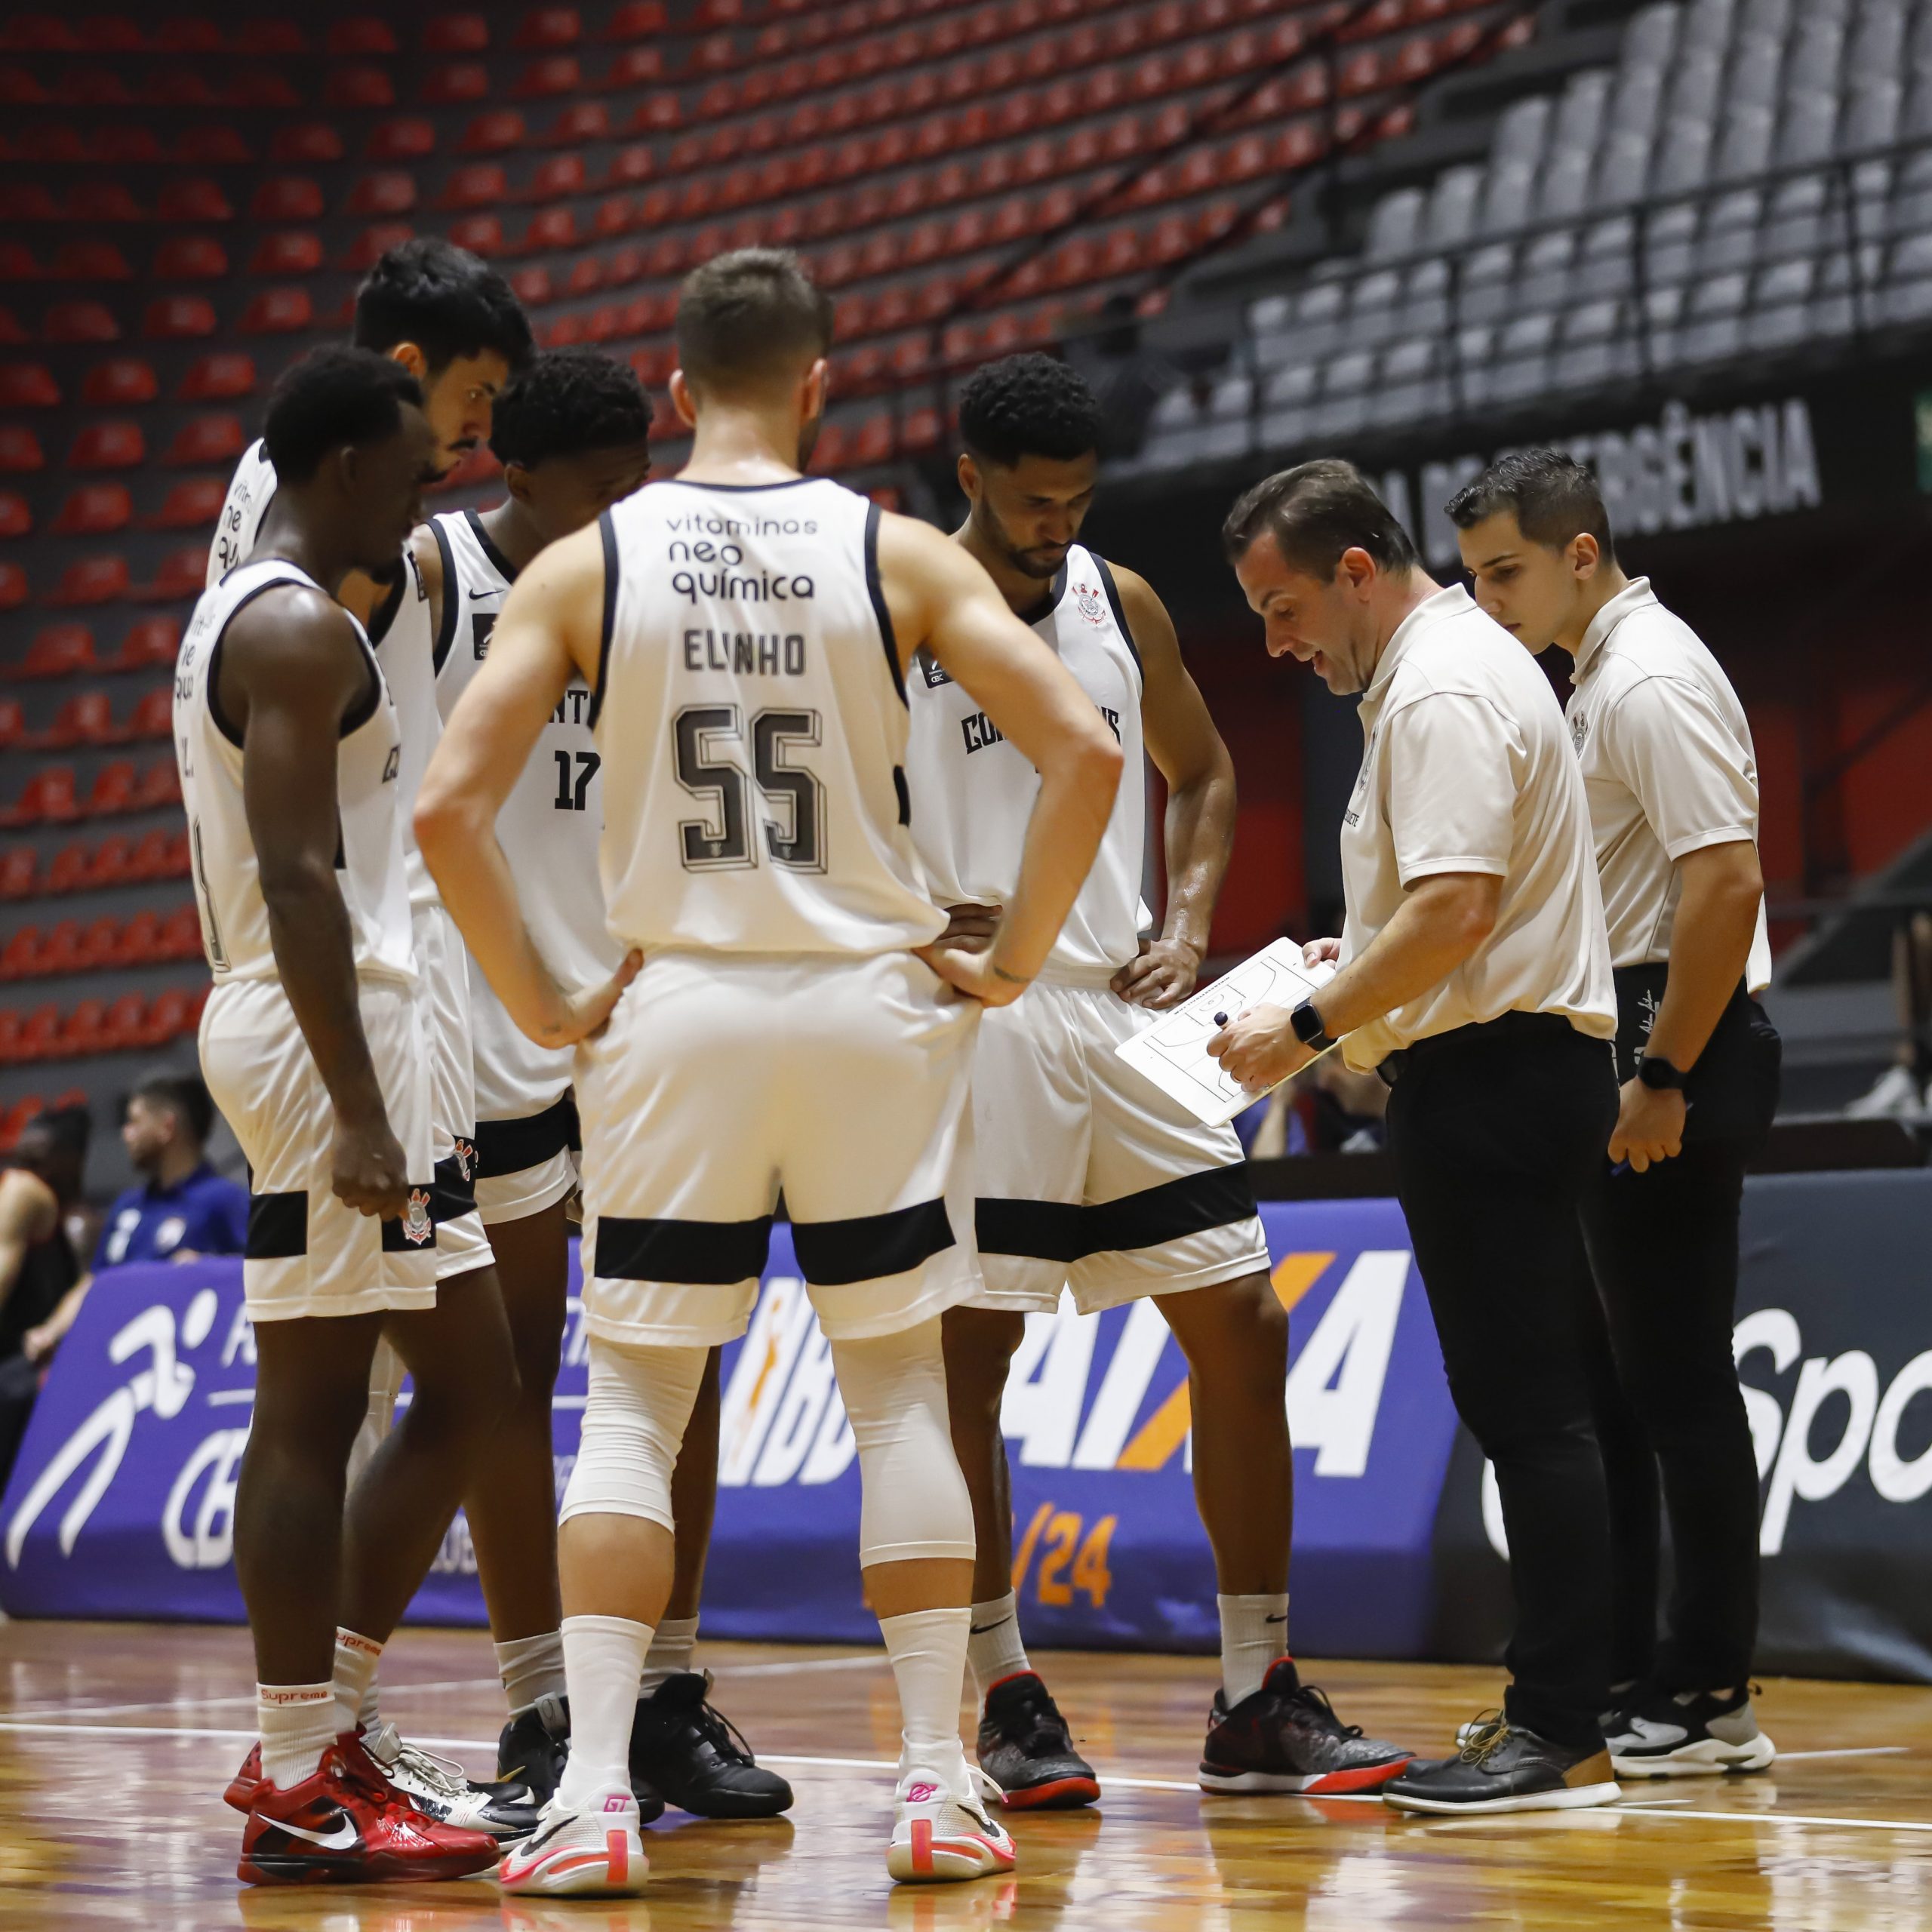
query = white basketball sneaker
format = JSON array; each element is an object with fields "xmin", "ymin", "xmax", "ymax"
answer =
[
  {"xmin": 886, "ymin": 1767, "xmax": 1017, "ymax": 1885},
  {"xmin": 498, "ymin": 1789, "xmax": 648, "ymax": 1897}
]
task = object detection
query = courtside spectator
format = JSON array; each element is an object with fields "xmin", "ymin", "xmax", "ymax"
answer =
[{"xmin": 0, "ymin": 1107, "xmax": 88, "ymax": 1483}]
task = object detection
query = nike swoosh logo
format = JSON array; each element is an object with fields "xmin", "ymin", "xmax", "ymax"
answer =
[
  {"xmin": 968, "ymin": 1621, "xmax": 1012, "ymax": 1636},
  {"xmin": 265, "ymin": 1814, "xmax": 359, "ymax": 1850},
  {"xmin": 1264, "ymin": 1614, "xmax": 1289, "ymax": 1625}
]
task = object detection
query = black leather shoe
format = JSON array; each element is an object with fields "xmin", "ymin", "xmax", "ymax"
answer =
[
  {"xmin": 629, "ymin": 1672, "xmax": 793, "ymax": 1819},
  {"xmin": 1384, "ymin": 1712, "xmax": 1620, "ymax": 1814}
]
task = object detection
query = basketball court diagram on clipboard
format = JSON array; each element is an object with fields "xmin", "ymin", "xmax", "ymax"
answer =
[{"xmin": 1115, "ymin": 937, "xmax": 1339, "ymax": 1128}]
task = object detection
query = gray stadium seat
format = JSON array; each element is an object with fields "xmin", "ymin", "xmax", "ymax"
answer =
[
  {"xmin": 1397, "ymin": 256, "xmax": 1454, "ymax": 338},
  {"xmin": 1747, "ymin": 257, "xmax": 1817, "ymax": 349},
  {"xmin": 1421, "ymin": 167, "xmax": 1485, "ymax": 249},
  {"xmin": 1346, "ymin": 269, "xmax": 1406, "ymax": 350},
  {"xmin": 1260, "ymin": 361, "xmax": 1317, "ymax": 448},
  {"xmin": 1653, "ymin": 118, "xmax": 1717, "ymax": 195},
  {"xmin": 1538, "ymin": 147, "xmax": 1595, "ymax": 220},
  {"xmin": 1884, "ymin": 230, "xmax": 1932, "ymax": 321},
  {"xmin": 1641, "ymin": 282, "xmax": 1688, "ymax": 368},
  {"xmin": 1457, "ymin": 242, "xmax": 1519, "ymax": 327},
  {"xmin": 1492, "ymin": 97, "xmax": 1554, "ymax": 168},
  {"xmin": 1839, "ymin": 82, "xmax": 1903, "ymax": 155},
  {"xmin": 1644, "ymin": 202, "xmax": 1702, "ymax": 285},
  {"xmin": 1681, "ymin": 269, "xmax": 1749, "ymax": 363},
  {"xmin": 1577, "ymin": 214, "xmax": 1638, "ymax": 298},
  {"xmin": 1519, "ymin": 227, "xmax": 1580, "ymax": 311},
  {"xmin": 1727, "ymin": 36, "xmax": 1785, "ymax": 112},
  {"xmin": 1607, "ymin": 64, "xmax": 1667, "ymax": 142},
  {"xmin": 1786, "ymin": 18, "xmax": 1847, "ymax": 95},
  {"xmin": 1680, "ymin": 0, "xmax": 1739, "ymax": 58},
  {"xmin": 1447, "ymin": 325, "xmax": 1497, "ymax": 411},
  {"xmin": 1666, "ymin": 50, "xmax": 1726, "ymax": 127},
  {"xmin": 1702, "ymin": 188, "xmax": 1764, "ymax": 271},
  {"xmin": 1715, "ymin": 103, "xmax": 1777, "ymax": 180},
  {"xmin": 1309, "ymin": 351, "xmax": 1375, "ymax": 440},
  {"xmin": 1555, "ymin": 300, "xmax": 1637, "ymax": 391},
  {"xmin": 1847, "ymin": 5, "xmax": 1907, "ymax": 85},
  {"xmin": 1491, "ymin": 313, "xmax": 1559, "ymax": 404},
  {"xmin": 1776, "ymin": 91, "xmax": 1840, "ymax": 167},
  {"xmin": 1738, "ymin": 0, "xmax": 1793, "ymax": 40},
  {"xmin": 1478, "ymin": 160, "xmax": 1538, "ymax": 237},
  {"xmin": 1371, "ymin": 340, "xmax": 1447, "ymax": 429},
  {"xmin": 1593, "ymin": 130, "xmax": 1657, "ymax": 208},
  {"xmin": 1364, "ymin": 189, "xmax": 1426, "ymax": 262},
  {"xmin": 1623, "ymin": 2, "xmax": 1684, "ymax": 71},
  {"xmin": 1887, "ymin": 149, "xmax": 1932, "ymax": 234}
]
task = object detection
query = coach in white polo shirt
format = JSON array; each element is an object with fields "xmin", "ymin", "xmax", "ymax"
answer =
[
  {"xmin": 1450, "ymin": 450, "xmax": 1780, "ymax": 1783},
  {"xmin": 1211, "ymin": 460, "xmax": 1622, "ymax": 1817}
]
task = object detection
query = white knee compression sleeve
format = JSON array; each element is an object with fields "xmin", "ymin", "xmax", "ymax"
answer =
[
  {"xmin": 830, "ymin": 1318, "xmax": 976, "ymax": 1569},
  {"xmin": 559, "ymin": 1339, "xmax": 709, "ymax": 1531}
]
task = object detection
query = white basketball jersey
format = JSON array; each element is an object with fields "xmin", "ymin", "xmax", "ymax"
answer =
[
  {"xmin": 361, "ymin": 543, "xmax": 451, "ymax": 912},
  {"xmin": 595, "ymin": 478, "xmax": 943, "ymax": 957},
  {"xmin": 906, "ymin": 545, "xmax": 1146, "ymax": 979},
  {"xmin": 208, "ymin": 438, "xmax": 276, "ymax": 587},
  {"xmin": 174, "ymin": 559, "xmax": 415, "ymax": 986},
  {"xmin": 432, "ymin": 509, "xmax": 622, "ymax": 1118}
]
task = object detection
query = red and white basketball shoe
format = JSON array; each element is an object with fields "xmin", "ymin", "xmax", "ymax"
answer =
[
  {"xmin": 236, "ymin": 1740, "xmax": 500, "ymax": 1885},
  {"xmin": 886, "ymin": 1770, "xmax": 1017, "ymax": 1884}
]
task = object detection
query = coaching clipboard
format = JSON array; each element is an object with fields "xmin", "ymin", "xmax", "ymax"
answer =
[{"xmin": 1114, "ymin": 937, "xmax": 1339, "ymax": 1128}]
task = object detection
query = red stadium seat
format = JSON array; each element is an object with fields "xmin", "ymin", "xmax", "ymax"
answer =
[
  {"xmin": 177, "ymin": 352, "xmax": 254, "ymax": 400},
  {"xmin": 42, "ymin": 301, "xmax": 118, "ymax": 347},
  {"xmin": 347, "ymin": 172, "xmax": 417, "ymax": 217},
  {"xmin": 146, "ymin": 478, "xmax": 225, "ymax": 530},
  {"xmin": 55, "ymin": 997, "xmax": 109, "ymax": 1058},
  {"xmin": 0, "ymin": 699, "xmax": 21, "ymax": 749},
  {"xmin": 14, "ymin": 1005, "xmax": 60, "ymax": 1064},
  {"xmin": 66, "ymin": 180, "xmax": 143, "ymax": 223},
  {"xmin": 51, "ymin": 485, "xmax": 131, "ymax": 537},
  {"xmin": 157, "ymin": 178, "xmax": 232, "ymax": 223},
  {"xmin": 32, "ymin": 691, "xmax": 115, "ymax": 748},
  {"xmin": 0, "ymin": 243, "xmax": 38, "ymax": 281},
  {"xmin": 328, "ymin": 18, "xmax": 399, "ymax": 56},
  {"xmin": 91, "ymin": 832, "xmax": 136, "ymax": 884},
  {"xmin": 606, "ymin": 2, "xmax": 669, "ymax": 37},
  {"xmin": 0, "ymin": 927, "xmax": 36, "ymax": 980},
  {"xmin": 528, "ymin": 154, "xmax": 587, "ymax": 200},
  {"xmin": 106, "ymin": 990, "xmax": 154, "ymax": 1050},
  {"xmin": 152, "ymin": 17, "xmax": 223, "ymax": 53},
  {"xmin": 515, "ymin": 56, "xmax": 582, "ymax": 97},
  {"xmin": 342, "ymin": 225, "xmax": 415, "ymax": 272},
  {"xmin": 548, "ymin": 100, "xmax": 611, "ymax": 145},
  {"xmin": 161, "ymin": 414, "xmax": 242, "ymax": 467},
  {"xmin": 177, "ymin": 124, "xmax": 254, "ymax": 165},
  {"xmin": 134, "ymin": 550, "xmax": 208, "ymax": 601},
  {"xmin": 515, "ymin": 8, "xmax": 582, "ymax": 48},
  {"xmin": 160, "ymin": 904, "xmax": 204, "ymax": 961},
  {"xmin": 121, "ymin": 688, "xmax": 174, "ymax": 740},
  {"xmin": 82, "ymin": 762, "xmax": 134, "ymax": 817},
  {"xmin": 112, "ymin": 617, "xmax": 182, "ymax": 671},
  {"xmin": 0, "ymin": 306, "xmax": 24, "ymax": 345},
  {"xmin": 252, "ymin": 177, "xmax": 325, "ymax": 224},
  {"xmin": 0, "ymin": 363, "xmax": 60, "ymax": 407},
  {"xmin": 440, "ymin": 164, "xmax": 509, "ymax": 210},
  {"xmin": 237, "ymin": 287, "xmax": 315, "ymax": 334},
  {"xmin": 43, "ymin": 841, "xmax": 91, "ymax": 894},
  {"xmin": 366, "ymin": 118, "xmax": 436, "ymax": 162},
  {"xmin": 0, "ymin": 562, "xmax": 25, "ymax": 608},
  {"xmin": 326, "ymin": 66, "xmax": 397, "ymax": 109},
  {"xmin": 83, "ymin": 358, "xmax": 158, "ymax": 405},
  {"xmin": 152, "ymin": 235, "xmax": 229, "ymax": 280},
  {"xmin": 248, "ymin": 233, "xmax": 325, "ymax": 277},
  {"xmin": 425, "ymin": 62, "xmax": 491, "ymax": 104},
  {"xmin": 463, "ymin": 110, "xmax": 530, "ymax": 152},
  {"xmin": 235, "ymin": 22, "xmax": 309, "ymax": 56},
  {"xmin": 53, "ymin": 239, "xmax": 134, "ymax": 280},
  {"xmin": 270, "ymin": 122, "xmax": 345, "ymax": 164},
  {"xmin": 425, "ymin": 14, "xmax": 491, "ymax": 52},
  {"xmin": 449, "ymin": 214, "xmax": 506, "ymax": 257},
  {"xmin": 18, "ymin": 624, "xmax": 95, "ymax": 678},
  {"xmin": 0, "ymin": 426, "xmax": 44, "ymax": 472},
  {"xmin": 143, "ymin": 296, "xmax": 217, "ymax": 340},
  {"xmin": 0, "ymin": 491, "xmax": 27, "ymax": 537},
  {"xmin": 0, "ymin": 848, "xmax": 36, "ymax": 899},
  {"xmin": 226, "ymin": 70, "xmax": 301, "ymax": 110},
  {"xmin": 509, "ymin": 266, "xmax": 553, "ymax": 306},
  {"xmin": 521, "ymin": 208, "xmax": 579, "ymax": 253},
  {"xmin": 603, "ymin": 46, "xmax": 661, "ymax": 88},
  {"xmin": 47, "ymin": 556, "xmax": 129, "ymax": 606},
  {"xmin": 0, "ymin": 766, "xmax": 81, "ymax": 827}
]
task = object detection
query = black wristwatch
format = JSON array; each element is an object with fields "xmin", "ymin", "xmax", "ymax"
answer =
[
  {"xmin": 1290, "ymin": 998, "xmax": 1335, "ymax": 1053},
  {"xmin": 1637, "ymin": 1054, "xmax": 1688, "ymax": 1092}
]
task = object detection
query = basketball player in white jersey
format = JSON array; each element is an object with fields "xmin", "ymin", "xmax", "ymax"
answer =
[
  {"xmin": 209, "ymin": 238, "xmax": 534, "ymax": 607},
  {"xmin": 911, "ymin": 355, "xmax": 1412, "ymax": 1801},
  {"xmin": 204, "ymin": 241, "xmax": 541, "ymax": 1838},
  {"xmin": 420, "ymin": 347, "xmax": 788, "ymax": 1819},
  {"xmin": 178, "ymin": 348, "xmax": 515, "ymax": 1885},
  {"xmin": 417, "ymin": 249, "xmax": 1122, "ymax": 1894}
]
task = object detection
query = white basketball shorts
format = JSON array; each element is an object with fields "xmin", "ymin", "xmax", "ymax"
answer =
[
  {"xmin": 199, "ymin": 974, "xmax": 439, "ymax": 1322},
  {"xmin": 576, "ymin": 949, "xmax": 982, "ymax": 1348},
  {"xmin": 466, "ymin": 960, "xmax": 580, "ymax": 1228},
  {"xmin": 964, "ymin": 977, "xmax": 1269, "ymax": 1315},
  {"xmin": 411, "ymin": 900, "xmax": 492, "ymax": 1279}
]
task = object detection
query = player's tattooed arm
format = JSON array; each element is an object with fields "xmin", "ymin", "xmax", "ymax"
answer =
[
  {"xmin": 878, "ymin": 514, "xmax": 1122, "ymax": 1007},
  {"xmin": 224, "ymin": 586, "xmax": 410, "ymax": 1220},
  {"xmin": 1109, "ymin": 565, "xmax": 1236, "ymax": 1011},
  {"xmin": 417, "ymin": 520, "xmax": 641, "ymax": 1046}
]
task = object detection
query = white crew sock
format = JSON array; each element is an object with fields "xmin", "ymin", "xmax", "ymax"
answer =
[
  {"xmin": 879, "ymin": 1606, "xmax": 972, "ymax": 1794},
  {"xmin": 964, "ymin": 1592, "xmax": 1031, "ymax": 1706},
  {"xmin": 258, "ymin": 1682, "xmax": 340, "ymax": 1792},
  {"xmin": 638, "ymin": 1614, "xmax": 699, "ymax": 1697},
  {"xmin": 332, "ymin": 1628, "xmax": 383, "ymax": 1736},
  {"xmin": 496, "ymin": 1629, "xmax": 568, "ymax": 1716},
  {"xmin": 554, "ymin": 1614, "xmax": 654, "ymax": 1810},
  {"xmin": 1217, "ymin": 1592, "xmax": 1291, "ymax": 1708}
]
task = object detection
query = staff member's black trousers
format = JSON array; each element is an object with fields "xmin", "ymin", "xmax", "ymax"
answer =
[
  {"xmin": 1579, "ymin": 1141, "xmax": 1763, "ymax": 1694},
  {"xmin": 1385, "ymin": 1013, "xmax": 1620, "ymax": 1749}
]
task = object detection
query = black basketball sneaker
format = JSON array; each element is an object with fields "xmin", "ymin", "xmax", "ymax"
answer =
[
  {"xmin": 1198, "ymin": 1659, "xmax": 1414, "ymax": 1794},
  {"xmin": 1604, "ymin": 1684, "xmax": 1776, "ymax": 1777},
  {"xmin": 974, "ymin": 1671, "xmax": 1100, "ymax": 1810},
  {"xmin": 628, "ymin": 1672, "xmax": 794, "ymax": 1818},
  {"xmin": 1384, "ymin": 1711, "xmax": 1621, "ymax": 1814},
  {"xmin": 497, "ymin": 1693, "xmax": 667, "ymax": 1821}
]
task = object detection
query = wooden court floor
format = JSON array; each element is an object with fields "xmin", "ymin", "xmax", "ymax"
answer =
[{"xmin": 0, "ymin": 1623, "xmax": 1927, "ymax": 1930}]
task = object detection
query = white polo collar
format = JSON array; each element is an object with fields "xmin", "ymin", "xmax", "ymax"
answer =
[
  {"xmin": 1574, "ymin": 576, "xmax": 1658, "ymax": 682},
  {"xmin": 1362, "ymin": 582, "xmax": 1476, "ymax": 713}
]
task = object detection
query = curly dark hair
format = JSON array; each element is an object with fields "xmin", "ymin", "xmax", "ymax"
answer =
[
  {"xmin": 489, "ymin": 348, "xmax": 656, "ymax": 469},
  {"xmin": 958, "ymin": 352, "xmax": 1103, "ymax": 467},
  {"xmin": 263, "ymin": 346, "xmax": 423, "ymax": 486},
  {"xmin": 353, "ymin": 237, "xmax": 534, "ymax": 377}
]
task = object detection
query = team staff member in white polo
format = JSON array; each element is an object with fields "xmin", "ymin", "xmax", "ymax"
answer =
[
  {"xmin": 1211, "ymin": 460, "xmax": 1622, "ymax": 1816},
  {"xmin": 1449, "ymin": 451, "xmax": 1780, "ymax": 1780}
]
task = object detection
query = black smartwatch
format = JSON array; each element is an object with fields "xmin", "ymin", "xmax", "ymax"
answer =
[
  {"xmin": 1290, "ymin": 998, "xmax": 1335, "ymax": 1053},
  {"xmin": 1636, "ymin": 1054, "xmax": 1688, "ymax": 1092}
]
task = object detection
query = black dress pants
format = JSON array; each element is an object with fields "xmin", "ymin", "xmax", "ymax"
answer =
[
  {"xmin": 1384, "ymin": 1013, "xmax": 1620, "ymax": 1749},
  {"xmin": 1579, "ymin": 1140, "xmax": 1763, "ymax": 1693}
]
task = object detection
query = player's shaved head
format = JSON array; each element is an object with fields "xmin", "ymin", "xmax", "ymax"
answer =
[{"xmin": 675, "ymin": 248, "xmax": 833, "ymax": 399}]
